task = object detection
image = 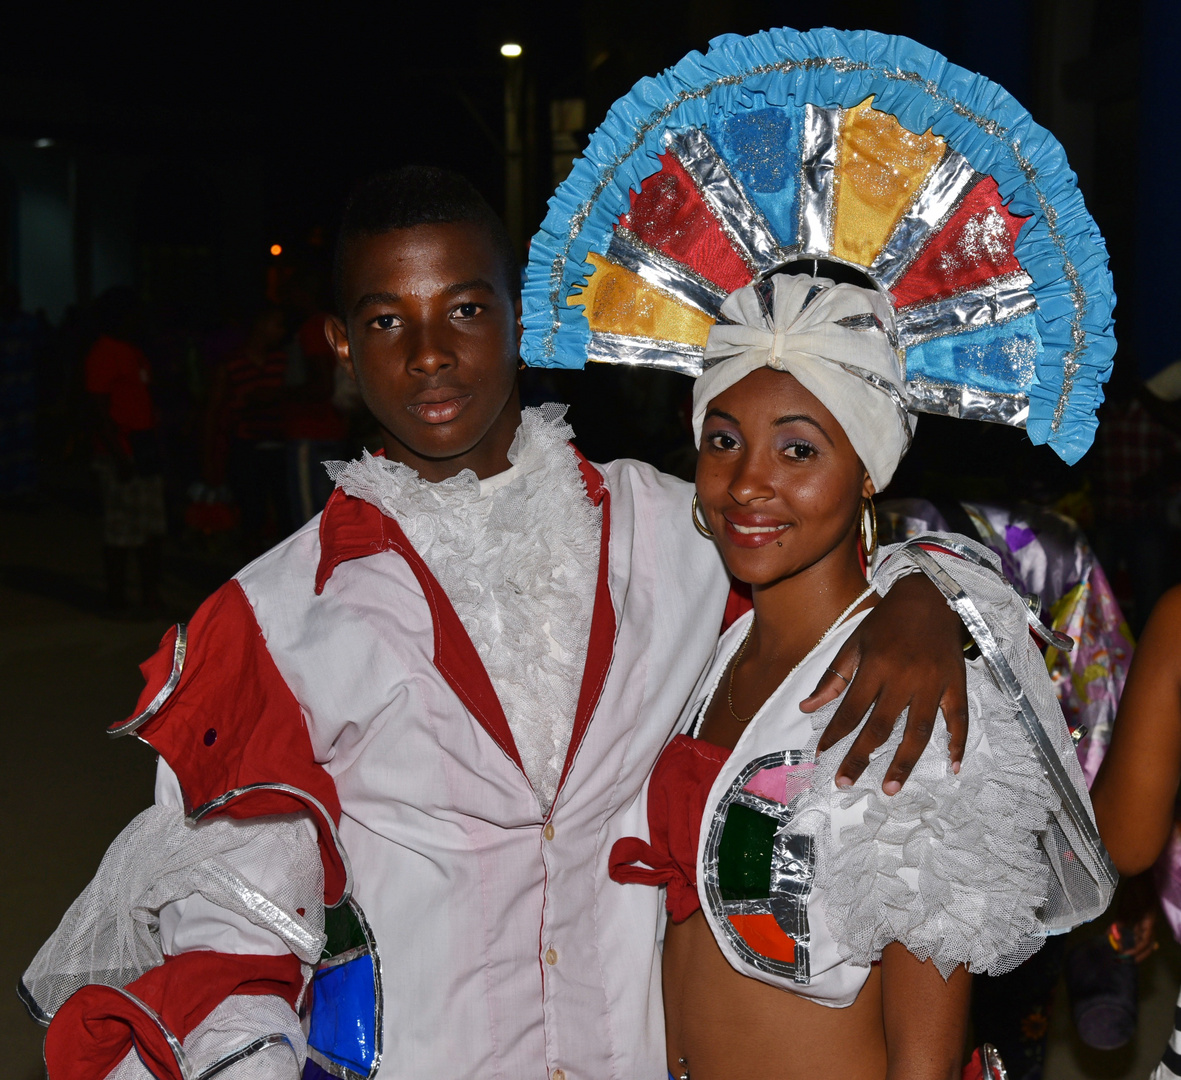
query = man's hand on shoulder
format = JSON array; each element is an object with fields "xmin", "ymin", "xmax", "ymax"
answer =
[{"xmin": 802, "ymin": 572, "xmax": 968, "ymax": 794}]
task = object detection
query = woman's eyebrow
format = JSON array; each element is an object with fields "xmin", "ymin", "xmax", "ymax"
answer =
[
  {"xmin": 704, "ymin": 408, "xmax": 741, "ymax": 425},
  {"xmin": 774, "ymin": 414, "xmax": 834, "ymax": 445}
]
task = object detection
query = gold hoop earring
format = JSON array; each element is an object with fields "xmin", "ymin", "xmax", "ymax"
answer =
[
  {"xmin": 691, "ymin": 493, "xmax": 714, "ymax": 538},
  {"xmin": 860, "ymin": 497, "xmax": 878, "ymax": 561}
]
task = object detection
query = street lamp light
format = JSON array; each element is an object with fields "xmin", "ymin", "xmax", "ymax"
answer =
[{"xmin": 500, "ymin": 43, "xmax": 522, "ymax": 58}]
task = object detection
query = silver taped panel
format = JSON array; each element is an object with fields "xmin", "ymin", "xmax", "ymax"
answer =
[
  {"xmin": 109, "ymin": 623, "xmax": 188, "ymax": 737},
  {"xmin": 701, "ymin": 750, "xmax": 815, "ymax": 984},
  {"xmin": 906, "ymin": 377, "xmax": 1029, "ymax": 426},
  {"xmin": 897, "ymin": 273, "xmax": 1036, "ymax": 346},
  {"xmin": 798, "ymin": 104, "xmax": 840, "ymax": 255},
  {"xmin": 606, "ymin": 228, "xmax": 727, "ymax": 316},
  {"xmin": 902, "ymin": 544, "xmax": 1117, "ymax": 888},
  {"xmin": 587, "ymin": 331, "xmax": 704, "ymax": 376},
  {"xmin": 871, "ymin": 151, "xmax": 981, "ymax": 287},
  {"xmin": 190, "ymin": 781, "xmax": 356, "ymax": 906},
  {"xmin": 668, "ymin": 128, "xmax": 785, "ymax": 274},
  {"xmin": 306, "ymin": 895, "xmax": 384, "ymax": 1079}
]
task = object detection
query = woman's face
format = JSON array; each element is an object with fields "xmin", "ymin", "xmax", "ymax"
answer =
[{"xmin": 695, "ymin": 367, "xmax": 873, "ymax": 587}]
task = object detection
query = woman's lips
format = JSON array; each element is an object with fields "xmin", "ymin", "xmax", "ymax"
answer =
[
  {"xmin": 723, "ymin": 517, "xmax": 790, "ymax": 548},
  {"xmin": 408, "ymin": 394, "xmax": 471, "ymax": 424}
]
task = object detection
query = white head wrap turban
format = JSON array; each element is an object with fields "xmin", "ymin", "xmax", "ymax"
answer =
[{"xmin": 692, "ymin": 273, "xmax": 915, "ymax": 491}]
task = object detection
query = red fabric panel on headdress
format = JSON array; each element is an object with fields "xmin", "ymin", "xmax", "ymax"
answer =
[
  {"xmin": 620, "ymin": 152, "xmax": 753, "ymax": 293},
  {"xmin": 890, "ymin": 175, "xmax": 1030, "ymax": 309}
]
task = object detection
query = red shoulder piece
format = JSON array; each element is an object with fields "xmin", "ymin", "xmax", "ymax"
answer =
[
  {"xmin": 117, "ymin": 581, "xmax": 348, "ymax": 904},
  {"xmin": 721, "ymin": 580, "xmax": 752, "ymax": 633},
  {"xmin": 45, "ymin": 952, "xmax": 303, "ymax": 1080}
]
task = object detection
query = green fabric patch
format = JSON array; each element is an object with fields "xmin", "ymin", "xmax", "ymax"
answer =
[
  {"xmin": 322, "ymin": 901, "xmax": 369, "ymax": 960},
  {"xmin": 717, "ymin": 803, "xmax": 777, "ymax": 901}
]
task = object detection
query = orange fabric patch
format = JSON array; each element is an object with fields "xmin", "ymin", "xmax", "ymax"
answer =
[{"xmin": 727, "ymin": 913, "xmax": 796, "ymax": 962}]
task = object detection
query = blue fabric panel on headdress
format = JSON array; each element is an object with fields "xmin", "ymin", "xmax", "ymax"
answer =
[
  {"xmin": 708, "ymin": 109, "xmax": 800, "ymax": 247},
  {"xmin": 308, "ymin": 954, "xmax": 377, "ymax": 1073},
  {"xmin": 907, "ymin": 314, "xmax": 1043, "ymax": 396}
]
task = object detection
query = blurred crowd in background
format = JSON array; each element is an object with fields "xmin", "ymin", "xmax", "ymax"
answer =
[{"xmin": 4, "ymin": 261, "xmax": 1180, "ymax": 636}]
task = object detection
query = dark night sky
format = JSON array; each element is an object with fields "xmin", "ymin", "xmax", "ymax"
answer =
[{"xmin": 0, "ymin": 0, "xmax": 1055, "ymax": 240}]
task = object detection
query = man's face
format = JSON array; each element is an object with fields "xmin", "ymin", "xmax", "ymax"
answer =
[{"xmin": 326, "ymin": 222, "xmax": 522, "ymax": 482}]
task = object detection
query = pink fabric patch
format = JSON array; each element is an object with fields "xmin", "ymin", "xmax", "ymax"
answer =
[{"xmin": 743, "ymin": 762, "xmax": 815, "ymax": 805}]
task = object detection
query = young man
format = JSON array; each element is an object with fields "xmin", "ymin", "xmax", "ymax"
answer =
[{"xmin": 26, "ymin": 168, "xmax": 968, "ymax": 1080}]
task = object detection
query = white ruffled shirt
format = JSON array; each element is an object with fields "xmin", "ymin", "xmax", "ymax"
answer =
[{"xmin": 326, "ymin": 404, "xmax": 602, "ymax": 812}]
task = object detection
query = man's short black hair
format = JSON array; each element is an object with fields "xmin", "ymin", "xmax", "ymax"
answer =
[{"xmin": 333, "ymin": 166, "xmax": 520, "ymax": 316}]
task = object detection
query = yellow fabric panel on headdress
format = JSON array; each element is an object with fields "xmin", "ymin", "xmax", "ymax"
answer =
[
  {"xmin": 832, "ymin": 97, "xmax": 945, "ymax": 267},
  {"xmin": 569, "ymin": 252, "xmax": 715, "ymax": 345}
]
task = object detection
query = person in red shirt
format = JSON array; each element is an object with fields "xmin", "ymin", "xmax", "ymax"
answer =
[
  {"xmin": 205, "ymin": 306, "xmax": 290, "ymax": 555},
  {"xmin": 84, "ymin": 286, "xmax": 165, "ymax": 612}
]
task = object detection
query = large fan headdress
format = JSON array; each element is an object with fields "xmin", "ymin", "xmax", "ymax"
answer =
[{"xmin": 521, "ymin": 27, "xmax": 1116, "ymax": 464}]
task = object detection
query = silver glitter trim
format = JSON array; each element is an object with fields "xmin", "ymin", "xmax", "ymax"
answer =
[
  {"xmin": 897, "ymin": 273, "xmax": 1036, "ymax": 347},
  {"xmin": 540, "ymin": 53, "xmax": 1094, "ymax": 432},
  {"xmin": 197, "ymin": 1035, "xmax": 299, "ymax": 1080},
  {"xmin": 902, "ymin": 544, "xmax": 1117, "ymax": 888},
  {"xmin": 667, "ymin": 127, "xmax": 786, "ymax": 274},
  {"xmin": 798, "ymin": 104, "xmax": 839, "ymax": 255},
  {"xmin": 587, "ymin": 330, "xmax": 704, "ymax": 375},
  {"xmin": 871, "ymin": 151, "xmax": 981, "ymax": 287},
  {"xmin": 606, "ymin": 227, "xmax": 727, "ymax": 316},
  {"xmin": 701, "ymin": 750, "xmax": 816, "ymax": 983},
  {"xmin": 906, "ymin": 377, "xmax": 1029, "ymax": 426},
  {"xmin": 190, "ymin": 782, "xmax": 355, "ymax": 905},
  {"xmin": 109, "ymin": 623, "xmax": 188, "ymax": 737}
]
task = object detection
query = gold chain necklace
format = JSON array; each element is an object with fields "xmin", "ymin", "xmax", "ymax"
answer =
[{"xmin": 726, "ymin": 585, "xmax": 876, "ymax": 724}]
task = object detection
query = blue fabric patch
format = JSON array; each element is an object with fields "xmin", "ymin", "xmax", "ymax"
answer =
[
  {"xmin": 906, "ymin": 313, "xmax": 1043, "ymax": 395},
  {"xmin": 302, "ymin": 1059, "xmax": 337, "ymax": 1080},
  {"xmin": 708, "ymin": 108, "xmax": 799, "ymax": 246},
  {"xmin": 307, "ymin": 954, "xmax": 378, "ymax": 1073}
]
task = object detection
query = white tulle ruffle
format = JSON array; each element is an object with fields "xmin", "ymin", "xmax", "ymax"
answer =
[
  {"xmin": 794, "ymin": 663, "xmax": 1054, "ymax": 979},
  {"xmin": 325, "ymin": 405, "xmax": 602, "ymax": 812}
]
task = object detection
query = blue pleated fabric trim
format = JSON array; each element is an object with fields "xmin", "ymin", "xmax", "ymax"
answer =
[{"xmin": 521, "ymin": 25, "xmax": 1116, "ymax": 464}]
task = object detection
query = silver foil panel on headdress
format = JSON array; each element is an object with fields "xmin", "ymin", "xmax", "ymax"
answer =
[
  {"xmin": 588, "ymin": 330, "xmax": 706, "ymax": 375},
  {"xmin": 606, "ymin": 228, "xmax": 727, "ymax": 318},
  {"xmin": 798, "ymin": 105, "xmax": 841, "ymax": 256},
  {"xmin": 870, "ymin": 151, "xmax": 981, "ymax": 288},
  {"xmin": 897, "ymin": 272, "xmax": 1037, "ymax": 347},
  {"xmin": 665, "ymin": 127, "xmax": 788, "ymax": 275}
]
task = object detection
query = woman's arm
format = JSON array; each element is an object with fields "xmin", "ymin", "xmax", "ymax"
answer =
[
  {"xmin": 1091, "ymin": 584, "xmax": 1181, "ymax": 874},
  {"xmin": 880, "ymin": 944, "xmax": 971, "ymax": 1080}
]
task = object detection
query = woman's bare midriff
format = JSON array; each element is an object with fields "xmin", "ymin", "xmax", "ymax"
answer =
[{"xmin": 663, "ymin": 910, "xmax": 887, "ymax": 1080}]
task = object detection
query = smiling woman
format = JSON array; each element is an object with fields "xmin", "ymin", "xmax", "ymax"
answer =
[{"xmin": 609, "ymin": 271, "xmax": 1112, "ymax": 1080}]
